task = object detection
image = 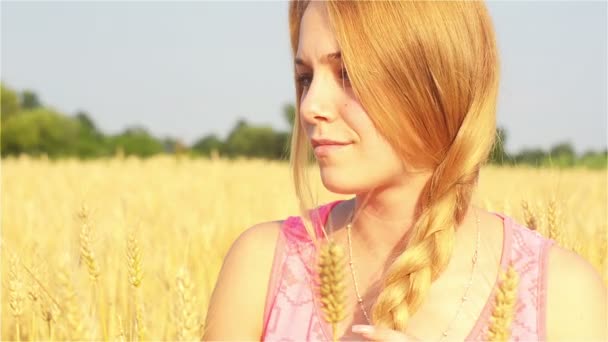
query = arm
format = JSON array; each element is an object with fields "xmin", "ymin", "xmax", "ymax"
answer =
[
  {"xmin": 202, "ymin": 221, "xmax": 282, "ymax": 341},
  {"xmin": 545, "ymin": 244, "xmax": 607, "ymax": 341}
]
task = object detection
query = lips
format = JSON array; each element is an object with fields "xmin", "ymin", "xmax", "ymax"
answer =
[
  {"xmin": 311, "ymin": 138, "xmax": 352, "ymax": 158},
  {"xmin": 311, "ymin": 138, "xmax": 351, "ymax": 148}
]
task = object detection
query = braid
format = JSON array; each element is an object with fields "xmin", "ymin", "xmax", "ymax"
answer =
[{"xmin": 371, "ymin": 120, "xmax": 484, "ymax": 331}]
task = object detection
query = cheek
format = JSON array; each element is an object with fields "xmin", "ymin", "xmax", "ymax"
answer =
[
  {"xmin": 341, "ymin": 100, "xmax": 372, "ymax": 136},
  {"xmin": 343, "ymin": 102, "xmax": 404, "ymax": 176},
  {"xmin": 343, "ymin": 101, "xmax": 385, "ymax": 151}
]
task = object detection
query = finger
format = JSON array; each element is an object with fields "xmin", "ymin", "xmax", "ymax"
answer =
[{"xmin": 351, "ymin": 325, "xmax": 411, "ymax": 341}]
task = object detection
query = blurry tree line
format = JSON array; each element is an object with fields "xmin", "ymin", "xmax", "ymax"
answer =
[{"xmin": 1, "ymin": 83, "xmax": 606, "ymax": 169}]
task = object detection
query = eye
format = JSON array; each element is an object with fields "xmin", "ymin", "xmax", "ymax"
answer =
[
  {"xmin": 340, "ymin": 68, "xmax": 349, "ymax": 81},
  {"xmin": 296, "ymin": 73, "xmax": 312, "ymax": 88}
]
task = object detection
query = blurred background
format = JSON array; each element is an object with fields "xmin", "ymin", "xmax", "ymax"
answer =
[{"xmin": 1, "ymin": 2, "xmax": 606, "ymax": 342}]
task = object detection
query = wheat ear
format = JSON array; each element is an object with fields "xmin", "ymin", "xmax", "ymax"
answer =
[
  {"xmin": 176, "ymin": 267, "xmax": 198, "ymax": 341},
  {"xmin": 521, "ymin": 200, "xmax": 538, "ymax": 231},
  {"xmin": 77, "ymin": 204, "xmax": 107, "ymax": 340},
  {"xmin": 127, "ymin": 230, "xmax": 143, "ymax": 288},
  {"xmin": 547, "ymin": 199, "xmax": 562, "ymax": 243},
  {"xmin": 126, "ymin": 229, "xmax": 145, "ymax": 341},
  {"xmin": 78, "ymin": 205, "xmax": 100, "ymax": 281},
  {"xmin": 487, "ymin": 264, "xmax": 519, "ymax": 341},
  {"xmin": 57, "ymin": 267, "xmax": 84, "ymax": 341},
  {"xmin": 317, "ymin": 240, "xmax": 347, "ymax": 342}
]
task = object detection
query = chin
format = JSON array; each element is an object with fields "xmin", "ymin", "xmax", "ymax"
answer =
[{"xmin": 318, "ymin": 166, "xmax": 367, "ymax": 194}]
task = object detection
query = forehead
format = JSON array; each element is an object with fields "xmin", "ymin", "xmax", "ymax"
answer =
[{"xmin": 295, "ymin": 1, "xmax": 340, "ymax": 63}]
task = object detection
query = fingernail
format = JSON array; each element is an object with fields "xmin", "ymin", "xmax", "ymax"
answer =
[{"xmin": 352, "ymin": 325, "xmax": 375, "ymax": 334}]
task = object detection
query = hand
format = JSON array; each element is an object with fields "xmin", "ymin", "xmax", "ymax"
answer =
[{"xmin": 351, "ymin": 325, "xmax": 421, "ymax": 341}]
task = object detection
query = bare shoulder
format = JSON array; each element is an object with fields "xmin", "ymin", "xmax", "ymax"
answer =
[
  {"xmin": 546, "ymin": 243, "xmax": 607, "ymax": 341},
  {"xmin": 230, "ymin": 220, "xmax": 283, "ymax": 251},
  {"xmin": 202, "ymin": 220, "xmax": 283, "ymax": 341}
]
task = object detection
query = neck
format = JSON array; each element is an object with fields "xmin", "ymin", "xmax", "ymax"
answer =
[{"xmin": 338, "ymin": 171, "xmax": 476, "ymax": 263}]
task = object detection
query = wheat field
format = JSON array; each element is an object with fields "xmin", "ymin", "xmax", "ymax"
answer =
[{"xmin": 1, "ymin": 155, "xmax": 606, "ymax": 341}]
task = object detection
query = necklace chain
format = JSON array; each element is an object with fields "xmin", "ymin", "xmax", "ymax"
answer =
[{"xmin": 344, "ymin": 209, "xmax": 481, "ymax": 341}]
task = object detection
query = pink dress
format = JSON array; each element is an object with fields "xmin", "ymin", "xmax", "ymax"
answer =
[{"xmin": 260, "ymin": 200, "xmax": 556, "ymax": 341}]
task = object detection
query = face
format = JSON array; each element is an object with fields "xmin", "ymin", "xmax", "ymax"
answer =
[{"xmin": 295, "ymin": 2, "xmax": 406, "ymax": 194}]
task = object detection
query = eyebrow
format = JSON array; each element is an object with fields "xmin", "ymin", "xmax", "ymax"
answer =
[{"xmin": 294, "ymin": 51, "xmax": 342, "ymax": 67}]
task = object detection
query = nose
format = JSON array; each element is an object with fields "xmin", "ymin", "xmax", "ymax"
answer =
[{"xmin": 299, "ymin": 73, "xmax": 341, "ymax": 126}]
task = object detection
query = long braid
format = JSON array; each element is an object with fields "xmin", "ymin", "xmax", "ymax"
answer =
[
  {"xmin": 371, "ymin": 133, "xmax": 482, "ymax": 330},
  {"xmin": 371, "ymin": 57, "xmax": 497, "ymax": 328}
]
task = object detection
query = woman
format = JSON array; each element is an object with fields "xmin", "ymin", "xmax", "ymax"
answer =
[{"xmin": 203, "ymin": 1, "xmax": 606, "ymax": 341}]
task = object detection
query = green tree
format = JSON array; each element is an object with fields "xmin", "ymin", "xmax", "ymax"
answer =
[
  {"xmin": 283, "ymin": 103, "xmax": 296, "ymax": 129},
  {"xmin": 70, "ymin": 110, "xmax": 111, "ymax": 158},
  {"xmin": 544, "ymin": 142, "xmax": 576, "ymax": 167},
  {"xmin": 579, "ymin": 149, "xmax": 607, "ymax": 169},
  {"xmin": 21, "ymin": 90, "xmax": 42, "ymax": 110},
  {"xmin": 550, "ymin": 142, "xmax": 575, "ymax": 157},
  {"xmin": 514, "ymin": 148, "xmax": 547, "ymax": 166},
  {"xmin": 108, "ymin": 126, "xmax": 164, "ymax": 158},
  {"xmin": 75, "ymin": 110, "xmax": 98, "ymax": 133},
  {"xmin": 274, "ymin": 131, "xmax": 291, "ymax": 160},
  {"xmin": 1, "ymin": 108, "xmax": 82, "ymax": 157},
  {"xmin": 224, "ymin": 119, "xmax": 289, "ymax": 159},
  {"xmin": 192, "ymin": 134, "xmax": 224, "ymax": 156},
  {"xmin": 488, "ymin": 127, "xmax": 509, "ymax": 165},
  {"xmin": 1, "ymin": 83, "xmax": 21, "ymax": 122},
  {"xmin": 161, "ymin": 137, "xmax": 188, "ymax": 155}
]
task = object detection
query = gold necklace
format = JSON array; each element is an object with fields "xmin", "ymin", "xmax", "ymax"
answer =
[{"xmin": 345, "ymin": 209, "xmax": 481, "ymax": 341}]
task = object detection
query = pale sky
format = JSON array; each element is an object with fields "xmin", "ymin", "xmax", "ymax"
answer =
[{"xmin": 2, "ymin": 1, "xmax": 606, "ymax": 154}]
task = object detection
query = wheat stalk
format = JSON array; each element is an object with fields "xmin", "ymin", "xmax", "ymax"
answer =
[
  {"xmin": 595, "ymin": 229, "xmax": 607, "ymax": 275},
  {"xmin": 77, "ymin": 204, "xmax": 107, "ymax": 341},
  {"xmin": 9, "ymin": 253, "xmax": 25, "ymax": 342},
  {"xmin": 175, "ymin": 267, "xmax": 199, "ymax": 341},
  {"xmin": 126, "ymin": 228, "xmax": 145, "ymax": 341},
  {"xmin": 127, "ymin": 230, "xmax": 144, "ymax": 288},
  {"xmin": 316, "ymin": 240, "xmax": 348, "ymax": 342},
  {"xmin": 78, "ymin": 205, "xmax": 100, "ymax": 281},
  {"xmin": 2, "ymin": 239, "xmax": 64, "ymax": 309},
  {"xmin": 135, "ymin": 302, "xmax": 145, "ymax": 341},
  {"xmin": 486, "ymin": 264, "xmax": 519, "ymax": 341},
  {"xmin": 27, "ymin": 262, "xmax": 40, "ymax": 342},
  {"xmin": 547, "ymin": 199, "xmax": 562, "ymax": 243},
  {"xmin": 57, "ymin": 265, "xmax": 85, "ymax": 341},
  {"xmin": 115, "ymin": 313, "xmax": 126, "ymax": 342},
  {"xmin": 39, "ymin": 292, "xmax": 58, "ymax": 342},
  {"xmin": 521, "ymin": 200, "xmax": 538, "ymax": 231},
  {"xmin": 27, "ymin": 256, "xmax": 58, "ymax": 342}
]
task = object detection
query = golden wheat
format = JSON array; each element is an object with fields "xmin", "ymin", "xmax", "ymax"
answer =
[
  {"xmin": 317, "ymin": 240, "xmax": 348, "ymax": 341},
  {"xmin": 56, "ymin": 264, "xmax": 85, "ymax": 341},
  {"xmin": 115, "ymin": 313, "xmax": 126, "ymax": 342},
  {"xmin": 486, "ymin": 264, "xmax": 520, "ymax": 341},
  {"xmin": 547, "ymin": 199, "xmax": 562, "ymax": 243},
  {"xmin": 79, "ymin": 205, "xmax": 100, "ymax": 282},
  {"xmin": 126, "ymin": 230, "xmax": 143, "ymax": 289},
  {"xmin": 1, "ymin": 156, "xmax": 605, "ymax": 340},
  {"xmin": 9, "ymin": 253, "xmax": 25, "ymax": 342},
  {"xmin": 126, "ymin": 228, "xmax": 145, "ymax": 341},
  {"xmin": 520, "ymin": 200, "xmax": 538, "ymax": 231},
  {"xmin": 175, "ymin": 267, "xmax": 199, "ymax": 341}
]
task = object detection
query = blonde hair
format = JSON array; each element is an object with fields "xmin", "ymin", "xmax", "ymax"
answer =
[{"xmin": 288, "ymin": 0, "xmax": 500, "ymax": 331}]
